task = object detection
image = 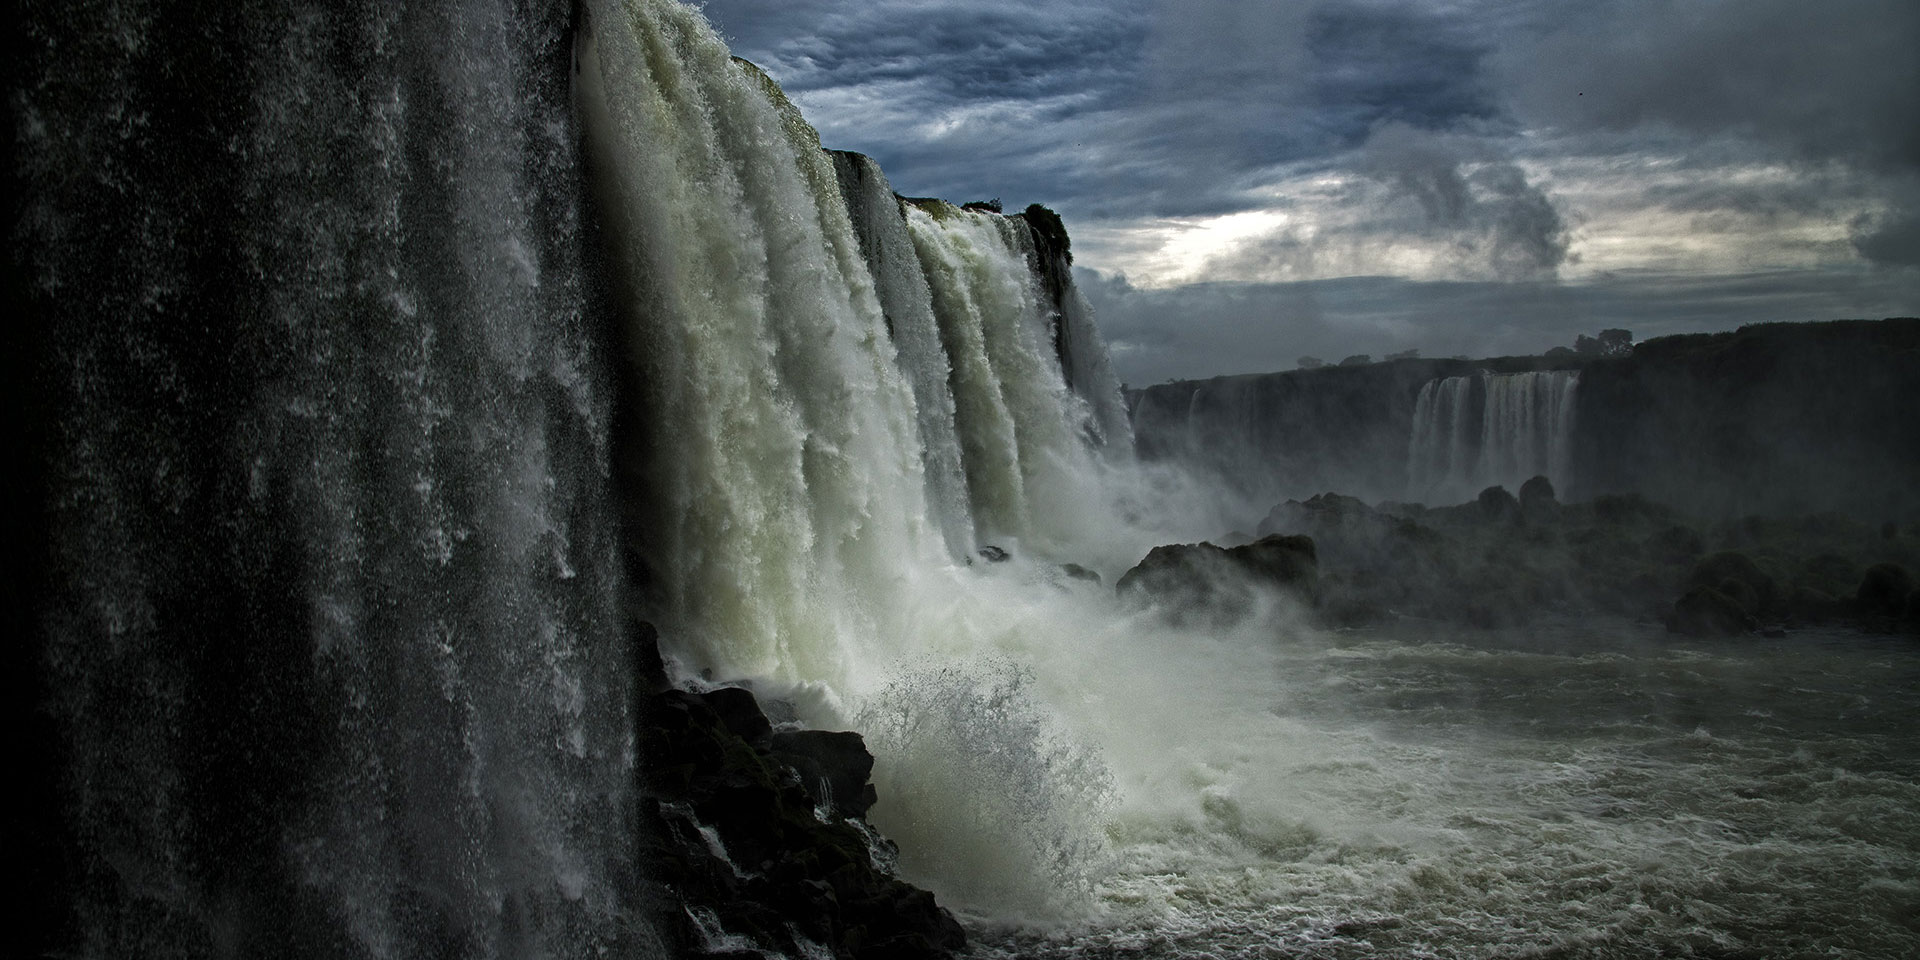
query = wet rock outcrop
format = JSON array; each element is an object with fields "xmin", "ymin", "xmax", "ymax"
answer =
[
  {"xmin": 1116, "ymin": 534, "xmax": 1319, "ymax": 623},
  {"xmin": 1238, "ymin": 484, "xmax": 1920, "ymax": 636},
  {"xmin": 634, "ymin": 625, "xmax": 966, "ymax": 960},
  {"xmin": 1665, "ymin": 586, "xmax": 1759, "ymax": 637}
]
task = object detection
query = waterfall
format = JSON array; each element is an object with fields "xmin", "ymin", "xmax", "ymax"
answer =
[
  {"xmin": 1406, "ymin": 370, "xmax": 1580, "ymax": 504},
  {"xmin": 830, "ymin": 152, "xmax": 977, "ymax": 561},
  {"xmin": 578, "ymin": 0, "xmax": 1133, "ymax": 919},
  {"xmin": 42, "ymin": 5, "xmax": 1904, "ymax": 960},
  {"xmin": 1479, "ymin": 370, "xmax": 1579, "ymax": 493},
  {"xmin": 903, "ymin": 200, "xmax": 1127, "ymax": 554},
  {"xmin": 1020, "ymin": 207, "xmax": 1134, "ymax": 453},
  {"xmin": 25, "ymin": 1, "xmax": 642, "ymax": 956},
  {"xmin": 579, "ymin": 0, "xmax": 946, "ymax": 684},
  {"xmin": 28, "ymin": 0, "xmax": 1155, "ymax": 948},
  {"xmin": 1406, "ymin": 375, "xmax": 1479, "ymax": 502}
]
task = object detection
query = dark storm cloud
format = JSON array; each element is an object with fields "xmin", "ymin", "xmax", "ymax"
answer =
[
  {"xmin": 696, "ymin": 0, "xmax": 1916, "ymax": 379},
  {"xmin": 1853, "ymin": 207, "xmax": 1920, "ymax": 268},
  {"xmin": 1496, "ymin": 0, "xmax": 1920, "ymax": 171},
  {"xmin": 700, "ymin": 0, "xmax": 1918, "ymax": 218},
  {"xmin": 699, "ymin": 0, "xmax": 1526, "ymax": 217},
  {"xmin": 699, "ymin": 0, "xmax": 1149, "ymax": 209},
  {"xmin": 1493, "ymin": 0, "xmax": 1920, "ymax": 265},
  {"xmin": 1305, "ymin": 3, "xmax": 1502, "ymax": 147},
  {"xmin": 1351, "ymin": 123, "xmax": 1568, "ymax": 280}
]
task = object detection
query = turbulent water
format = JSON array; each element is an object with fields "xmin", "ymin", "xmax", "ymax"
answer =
[
  {"xmin": 963, "ymin": 620, "xmax": 1920, "ymax": 959},
  {"xmin": 22, "ymin": 1, "xmax": 1918, "ymax": 959}
]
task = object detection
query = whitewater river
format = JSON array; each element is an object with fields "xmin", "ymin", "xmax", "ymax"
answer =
[{"xmin": 953, "ymin": 617, "xmax": 1919, "ymax": 960}]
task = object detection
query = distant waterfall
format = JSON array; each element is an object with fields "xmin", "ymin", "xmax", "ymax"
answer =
[
  {"xmin": 1407, "ymin": 370, "xmax": 1579, "ymax": 504},
  {"xmin": 1406, "ymin": 376, "xmax": 1479, "ymax": 501},
  {"xmin": 1480, "ymin": 371, "xmax": 1579, "ymax": 492}
]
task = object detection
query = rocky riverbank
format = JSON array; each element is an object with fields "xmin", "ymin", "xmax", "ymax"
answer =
[
  {"xmin": 1120, "ymin": 481, "xmax": 1920, "ymax": 638},
  {"xmin": 632, "ymin": 624, "xmax": 966, "ymax": 960}
]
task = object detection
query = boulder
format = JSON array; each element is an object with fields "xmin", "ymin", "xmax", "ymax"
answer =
[
  {"xmin": 771, "ymin": 730, "xmax": 878, "ymax": 819},
  {"xmin": 1666, "ymin": 586, "xmax": 1758, "ymax": 637},
  {"xmin": 1518, "ymin": 475, "xmax": 1559, "ymax": 523},
  {"xmin": 633, "ymin": 619, "xmax": 673, "ymax": 693},
  {"xmin": 700, "ymin": 686, "xmax": 774, "ymax": 746},
  {"xmin": 1233, "ymin": 534, "xmax": 1320, "ymax": 590},
  {"xmin": 1058, "ymin": 563, "xmax": 1102, "ymax": 584},
  {"xmin": 636, "ymin": 661, "xmax": 964, "ymax": 960},
  {"xmin": 1715, "ymin": 577, "xmax": 1760, "ymax": 615},
  {"xmin": 1856, "ymin": 563, "xmax": 1916, "ymax": 615},
  {"xmin": 1116, "ymin": 535, "xmax": 1318, "ymax": 621},
  {"xmin": 1257, "ymin": 492, "xmax": 1374, "ymax": 539},
  {"xmin": 1796, "ymin": 553, "xmax": 1861, "ymax": 597},
  {"xmin": 1785, "ymin": 585, "xmax": 1845, "ymax": 622},
  {"xmin": 1475, "ymin": 485, "xmax": 1522, "ymax": 524},
  {"xmin": 1686, "ymin": 552, "xmax": 1777, "ymax": 614}
]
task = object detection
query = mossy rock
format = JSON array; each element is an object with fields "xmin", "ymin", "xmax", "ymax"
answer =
[
  {"xmin": 1476, "ymin": 485, "xmax": 1522, "ymax": 524},
  {"xmin": 1646, "ymin": 525, "xmax": 1706, "ymax": 565},
  {"xmin": 1117, "ymin": 534, "xmax": 1319, "ymax": 621},
  {"xmin": 1687, "ymin": 552, "xmax": 1777, "ymax": 613},
  {"xmin": 1796, "ymin": 553, "xmax": 1862, "ymax": 598},
  {"xmin": 1785, "ymin": 585, "xmax": 1845, "ymax": 622},
  {"xmin": 1667, "ymin": 586, "xmax": 1758, "ymax": 637},
  {"xmin": 1857, "ymin": 563, "xmax": 1916, "ymax": 615},
  {"xmin": 1716, "ymin": 577, "xmax": 1760, "ymax": 615}
]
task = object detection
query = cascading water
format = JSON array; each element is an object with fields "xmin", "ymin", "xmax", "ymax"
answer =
[
  {"xmin": 1021, "ymin": 205, "xmax": 1134, "ymax": 454},
  {"xmin": 575, "ymin": 1, "xmax": 1149, "ymax": 919},
  {"xmin": 24, "ymin": 1, "xmax": 643, "ymax": 956},
  {"xmin": 1480, "ymin": 369, "xmax": 1579, "ymax": 491},
  {"xmin": 577, "ymin": 0, "xmax": 943, "ymax": 685},
  {"xmin": 1406, "ymin": 370, "xmax": 1579, "ymax": 504},
  {"xmin": 831, "ymin": 152, "xmax": 978, "ymax": 562},
  {"xmin": 1406, "ymin": 375, "xmax": 1478, "ymax": 502},
  {"xmin": 903, "ymin": 200, "xmax": 1127, "ymax": 555}
]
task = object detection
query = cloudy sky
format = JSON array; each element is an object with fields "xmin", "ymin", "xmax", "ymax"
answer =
[{"xmin": 696, "ymin": 0, "xmax": 1919, "ymax": 384}]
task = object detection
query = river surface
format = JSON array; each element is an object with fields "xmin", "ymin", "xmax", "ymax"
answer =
[{"xmin": 964, "ymin": 619, "xmax": 1920, "ymax": 960}]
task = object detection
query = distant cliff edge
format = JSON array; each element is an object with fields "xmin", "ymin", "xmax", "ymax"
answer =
[{"xmin": 1130, "ymin": 318, "xmax": 1920, "ymax": 522}]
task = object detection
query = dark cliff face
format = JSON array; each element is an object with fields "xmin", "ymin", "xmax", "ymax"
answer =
[
  {"xmin": 1131, "ymin": 318, "xmax": 1920, "ymax": 523},
  {"xmin": 1014, "ymin": 204, "xmax": 1077, "ymax": 384},
  {"xmin": 1130, "ymin": 355, "xmax": 1567, "ymax": 506},
  {"xmin": 1572, "ymin": 318, "xmax": 1920, "ymax": 521}
]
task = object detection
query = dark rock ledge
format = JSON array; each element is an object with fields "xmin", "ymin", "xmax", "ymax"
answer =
[
  {"xmin": 1116, "ymin": 481, "xmax": 1920, "ymax": 638},
  {"xmin": 633, "ymin": 623, "xmax": 965, "ymax": 960}
]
